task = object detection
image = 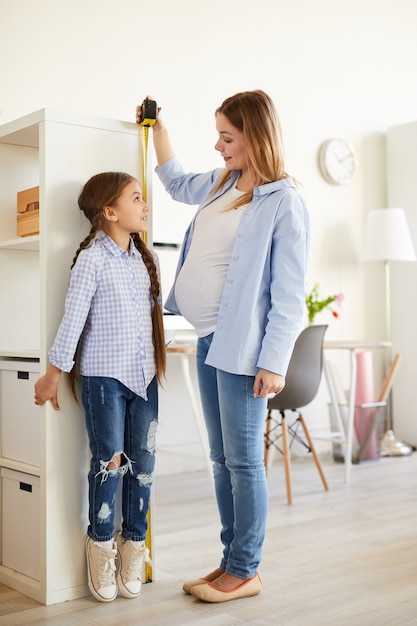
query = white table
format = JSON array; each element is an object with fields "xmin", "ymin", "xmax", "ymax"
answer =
[
  {"xmin": 323, "ymin": 340, "xmax": 391, "ymax": 482},
  {"xmin": 167, "ymin": 338, "xmax": 392, "ymax": 485}
]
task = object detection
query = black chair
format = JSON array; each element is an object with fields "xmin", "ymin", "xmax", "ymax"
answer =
[{"xmin": 264, "ymin": 324, "xmax": 329, "ymax": 504}]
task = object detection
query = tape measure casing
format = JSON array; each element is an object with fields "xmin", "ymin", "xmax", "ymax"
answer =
[{"xmin": 140, "ymin": 99, "xmax": 157, "ymax": 127}]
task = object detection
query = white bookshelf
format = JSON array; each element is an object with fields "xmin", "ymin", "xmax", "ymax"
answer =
[{"xmin": 0, "ymin": 109, "xmax": 146, "ymax": 604}]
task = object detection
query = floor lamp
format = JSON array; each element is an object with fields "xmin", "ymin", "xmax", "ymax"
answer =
[{"xmin": 361, "ymin": 208, "xmax": 416, "ymax": 456}]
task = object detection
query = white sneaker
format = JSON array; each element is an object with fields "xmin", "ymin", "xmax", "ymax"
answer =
[
  {"xmin": 85, "ymin": 536, "xmax": 118, "ymax": 602},
  {"xmin": 115, "ymin": 531, "xmax": 152, "ymax": 598}
]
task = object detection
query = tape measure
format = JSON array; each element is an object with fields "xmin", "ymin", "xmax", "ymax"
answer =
[
  {"xmin": 145, "ymin": 505, "xmax": 153, "ymax": 582},
  {"xmin": 139, "ymin": 99, "xmax": 157, "ymax": 246},
  {"xmin": 140, "ymin": 99, "xmax": 158, "ymax": 128},
  {"xmin": 139, "ymin": 98, "xmax": 157, "ymax": 580}
]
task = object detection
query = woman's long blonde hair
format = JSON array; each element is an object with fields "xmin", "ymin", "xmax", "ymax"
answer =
[
  {"xmin": 213, "ymin": 90, "xmax": 289, "ymax": 210},
  {"xmin": 69, "ymin": 172, "xmax": 166, "ymax": 400}
]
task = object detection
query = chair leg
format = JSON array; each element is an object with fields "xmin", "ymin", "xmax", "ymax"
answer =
[
  {"xmin": 281, "ymin": 413, "xmax": 293, "ymax": 505},
  {"xmin": 298, "ymin": 414, "xmax": 329, "ymax": 492}
]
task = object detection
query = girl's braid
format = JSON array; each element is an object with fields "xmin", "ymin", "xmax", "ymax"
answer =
[
  {"xmin": 71, "ymin": 214, "xmax": 102, "ymax": 269},
  {"xmin": 132, "ymin": 233, "xmax": 166, "ymax": 384}
]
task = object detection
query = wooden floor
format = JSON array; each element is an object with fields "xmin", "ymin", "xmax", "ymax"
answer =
[{"xmin": 1, "ymin": 451, "xmax": 417, "ymax": 625}]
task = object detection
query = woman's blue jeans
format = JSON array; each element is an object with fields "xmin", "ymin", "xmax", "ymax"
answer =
[
  {"xmin": 196, "ymin": 334, "xmax": 268, "ymax": 579},
  {"xmin": 82, "ymin": 376, "xmax": 158, "ymax": 543}
]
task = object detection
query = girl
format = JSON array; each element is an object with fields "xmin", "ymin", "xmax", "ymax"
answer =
[
  {"xmin": 34, "ymin": 172, "xmax": 166, "ymax": 602},
  {"xmin": 136, "ymin": 91, "xmax": 310, "ymax": 603}
]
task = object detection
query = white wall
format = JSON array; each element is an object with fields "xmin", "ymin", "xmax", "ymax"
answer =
[{"xmin": 2, "ymin": 0, "xmax": 417, "ymax": 470}]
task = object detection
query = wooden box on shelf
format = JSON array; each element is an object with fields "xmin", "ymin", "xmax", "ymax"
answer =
[{"xmin": 16, "ymin": 186, "xmax": 39, "ymax": 237}]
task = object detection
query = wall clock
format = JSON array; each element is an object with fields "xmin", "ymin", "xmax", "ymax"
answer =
[{"xmin": 318, "ymin": 138, "xmax": 357, "ymax": 185}]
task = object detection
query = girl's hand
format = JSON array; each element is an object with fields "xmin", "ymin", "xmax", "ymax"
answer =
[
  {"xmin": 34, "ymin": 364, "xmax": 62, "ymax": 410},
  {"xmin": 253, "ymin": 369, "xmax": 285, "ymax": 398}
]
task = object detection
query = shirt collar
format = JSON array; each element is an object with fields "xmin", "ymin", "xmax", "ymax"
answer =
[
  {"xmin": 224, "ymin": 171, "xmax": 296, "ymax": 196},
  {"xmin": 254, "ymin": 177, "xmax": 296, "ymax": 196},
  {"xmin": 96, "ymin": 231, "xmax": 138, "ymax": 257}
]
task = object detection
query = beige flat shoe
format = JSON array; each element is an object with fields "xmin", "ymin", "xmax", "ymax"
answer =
[
  {"xmin": 182, "ymin": 577, "xmax": 210, "ymax": 594},
  {"xmin": 190, "ymin": 573, "xmax": 262, "ymax": 603}
]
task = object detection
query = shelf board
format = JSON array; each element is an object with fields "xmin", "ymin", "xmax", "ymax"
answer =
[
  {"xmin": 0, "ymin": 110, "xmax": 41, "ymax": 147},
  {"xmin": 0, "ymin": 349, "xmax": 40, "ymax": 360},
  {"xmin": 0, "ymin": 235, "xmax": 39, "ymax": 251},
  {"xmin": 0, "ymin": 458, "xmax": 40, "ymax": 477},
  {"xmin": 0, "ymin": 107, "xmax": 140, "ymax": 149}
]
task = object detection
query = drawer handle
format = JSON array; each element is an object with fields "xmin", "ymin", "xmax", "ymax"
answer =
[
  {"xmin": 17, "ymin": 371, "xmax": 29, "ymax": 380},
  {"xmin": 20, "ymin": 482, "xmax": 32, "ymax": 493}
]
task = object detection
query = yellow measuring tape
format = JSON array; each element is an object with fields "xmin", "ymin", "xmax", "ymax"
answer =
[
  {"xmin": 145, "ymin": 505, "xmax": 152, "ymax": 582},
  {"xmin": 141, "ymin": 126, "xmax": 150, "ymax": 245},
  {"xmin": 139, "ymin": 99, "xmax": 157, "ymax": 581},
  {"xmin": 140, "ymin": 99, "xmax": 157, "ymax": 248}
]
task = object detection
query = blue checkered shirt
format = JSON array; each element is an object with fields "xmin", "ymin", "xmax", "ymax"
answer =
[{"xmin": 49, "ymin": 231, "xmax": 158, "ymax": 400}]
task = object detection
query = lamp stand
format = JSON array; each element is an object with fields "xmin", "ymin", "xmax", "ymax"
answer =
[{"xmin": 380, "ymin": 260, "xmax": 412, "ymax": 456}]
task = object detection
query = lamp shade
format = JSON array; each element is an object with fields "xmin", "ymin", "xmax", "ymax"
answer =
[{"xmin": 361, "ymin": 208, "xmax": 416, "ymax": 262}]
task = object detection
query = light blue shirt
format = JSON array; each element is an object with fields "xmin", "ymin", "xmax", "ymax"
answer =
[
  {"xmin": 157, "ymin": 156, "xmax": 310, "ymax": 377},
  {"xmin": 48, "ymin": 231, "xmax": 158, "ymax": 399}
]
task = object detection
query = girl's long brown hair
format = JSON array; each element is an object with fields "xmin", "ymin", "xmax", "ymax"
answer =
[
  {"xmin": 213, "ymin": 90, "xmax": 289, "ymax": 210},
  {"xmin": 68, "ymin": 172, "xmax": 166, "ymax": 400}
]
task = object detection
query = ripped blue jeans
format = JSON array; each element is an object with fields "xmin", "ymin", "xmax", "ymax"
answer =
[{"xmin": 82, "ymin": 376, "xmax": 158, "ymax": 543}]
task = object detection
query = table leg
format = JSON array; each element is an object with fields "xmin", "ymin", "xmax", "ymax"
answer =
[
  {"xmin": 344, "ymin": 349, "xmax": 357, "ymax": 483},
  {"xmin": 323, "ymin": 358, "xmax": 351, "ymax": 483}
]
